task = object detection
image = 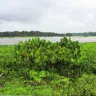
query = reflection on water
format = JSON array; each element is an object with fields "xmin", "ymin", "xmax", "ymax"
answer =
[{"xmin": 0, "ymin": 37, "xmax": 96, "ymax": 45}]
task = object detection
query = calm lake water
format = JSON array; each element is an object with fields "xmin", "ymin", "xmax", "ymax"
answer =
[{"xmin": 0, "ymin": 37, "xmax": 96, "ymax": 45}]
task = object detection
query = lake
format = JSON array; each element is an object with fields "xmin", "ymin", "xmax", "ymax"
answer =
[{"xmin": 0, "ymin": 36, "xmax": 96, "ymax": 45}]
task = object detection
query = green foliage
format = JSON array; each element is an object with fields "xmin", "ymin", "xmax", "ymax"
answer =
[
  {"xmin": 80, "ymin": 42, "xmax": 96, "ymax": 74},
  {"xmin": 29, "ymin": 70, "xmax": 48, "ymax": 82},
  {"xmin": 11, "ymin": 37, "xmax": 81, "ymax": 78},
  {"xmin": 0, "ymin": 78, "xmax": 52, "ymax": 96},
  {"xmin": 0, "ymin": 79, "xmax": 32, "ymax": 95},
  {"xmin": 1, "ymin": 74, "xmax": 96, "ymax": 96},
  {"xmin": 0, "ymin": 39, "xmax": 96, "ymax": 96},
  {"xmin": 75, "ymin": 74, "xmax": 96, "ymax": 95},
  {"xmin": 0, "ymin": 45, "xmax": 14, "ymax": 78}
]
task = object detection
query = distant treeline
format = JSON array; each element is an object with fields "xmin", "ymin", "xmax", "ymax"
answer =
[
  {"xmin": 0, "ymin": 31, "xmax": 65, "ymax": 37},
  {"xmin": 65, "ymin": 32, "xmax": 96, "ymax": 36},
  {"xmin": 72, "ymin": 32, "xmax": 96, "ymax": 36},
  {"xmin": 0, "ymin": 31, "xmax": 96, "ymax": 37}
]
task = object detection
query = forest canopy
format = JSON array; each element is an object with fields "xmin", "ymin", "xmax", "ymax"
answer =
[{"xmin": 0, "ymin": 31, "xmax": 96, "ymax": 37}]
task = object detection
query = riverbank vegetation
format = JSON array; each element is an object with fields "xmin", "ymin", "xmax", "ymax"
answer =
[
  {"xmin": 0, "ymin": 31, "xmax": 96, "ymax": 37},
  {"xmin": 0, "ymin": 37, "xmax": 96, "ymax": 95}
]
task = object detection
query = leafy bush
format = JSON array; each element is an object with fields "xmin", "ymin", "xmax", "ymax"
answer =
[{"xmin": 11, "ymin": 37, "xmax": 81, "ymax": 78}]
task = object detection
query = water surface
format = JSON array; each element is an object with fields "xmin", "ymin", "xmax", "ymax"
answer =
[{"xmin": 0, "ymin": 37, "xmax": 96, "ymax": 45}]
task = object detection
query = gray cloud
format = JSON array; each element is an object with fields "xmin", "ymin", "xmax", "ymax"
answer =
[
  {"xmin": 0, "ymin": 0, "xmax": 50, "ymax": 23},
  {"xmin": 0, "ymin": 0, "xmax": 96, "ymax": 33}
]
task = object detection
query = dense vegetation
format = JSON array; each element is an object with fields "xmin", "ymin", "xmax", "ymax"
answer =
[
  {"xmin": 0, "ymin": 31, "xmax": 96, "ymax": 37},
  {"xmin": 0, "ymin": 31, "xmax": 65, "ymax": 37},
  {"xmin": 72, "ymin": 31, "xmax": 96, "ymax": 37},
  {"xmin": 0, "ymin": 37, "xmax": 96, "ymax": 95}
]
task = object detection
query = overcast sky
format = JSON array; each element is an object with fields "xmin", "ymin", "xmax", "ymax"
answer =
[{"xmin": 0, "ymin": 0, "xmax": 96, "ymax": 33}]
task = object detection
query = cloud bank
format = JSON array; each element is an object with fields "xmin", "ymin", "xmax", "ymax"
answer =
[{"xmin": 0, "ymin": 0, "xmax": 96, "ymax": 33}]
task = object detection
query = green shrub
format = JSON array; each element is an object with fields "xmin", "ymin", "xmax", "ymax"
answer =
[{"xmin": 10, "ymin": 37, "xmax": 81, "ymax": 78}]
